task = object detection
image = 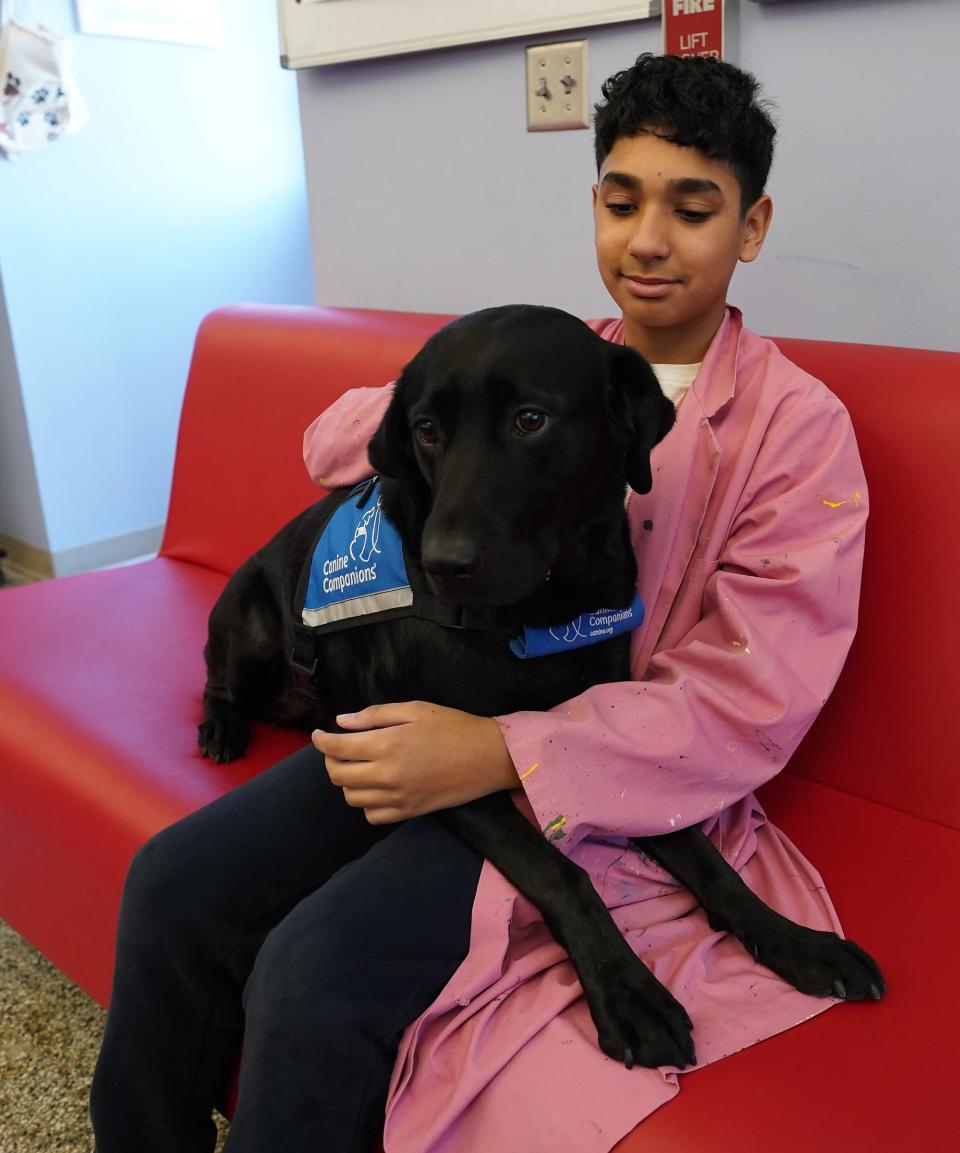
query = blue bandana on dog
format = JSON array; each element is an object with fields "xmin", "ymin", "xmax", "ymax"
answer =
[{"xmin": 299, "ymin": 479, "xmax": 645, "ymax": 658}]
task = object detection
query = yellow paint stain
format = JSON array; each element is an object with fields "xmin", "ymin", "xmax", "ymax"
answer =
[
  {"xmin": 519, "ymin": 762, "xmax": 539, "ymax": 781},
  {"xmin": 731, "ymin": 636, "xmax": 752, "ymax": 654},
  {"xmin": 822, "ymin": 491, "xmax": 863, "ymax": 510}
]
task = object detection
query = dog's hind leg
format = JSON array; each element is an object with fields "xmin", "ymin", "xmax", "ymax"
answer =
[
  {"xmin": 633, "ymin": 826, "xmax": 885, "ymax": 1002},
  {"xmin": 199, "ymin": 559, "xmax": 287, "ymax": 764},
  {"xmin": 441, "ymin": 793, "xmax": 697, "ymax": 1071}
]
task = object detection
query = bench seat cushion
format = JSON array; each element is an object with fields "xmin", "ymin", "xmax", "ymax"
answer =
[
  {"xmin": 1, "ymin": 556, "xmax": 956, "ymax": 1149},
  {"xmin": 0, "ymin": 557, "xmax": 304, "ymax": 1003},
  {"xmin": 616, "ymin": 770, "xmax": 958, "ymax": 1150}
]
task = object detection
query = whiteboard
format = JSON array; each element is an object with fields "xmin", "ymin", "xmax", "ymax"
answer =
[
  {"xmin": 277, "ymin": 0, "xmax": 659, "ymax": 69},
  {"xmin": 76, "ymin": 1, "xmax": 222, "ymax": 48}
]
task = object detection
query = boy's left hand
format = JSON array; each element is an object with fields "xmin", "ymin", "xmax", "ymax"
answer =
[{"xmin": 312, "ymin": 702, "xmax": 518, "ymax": 824}]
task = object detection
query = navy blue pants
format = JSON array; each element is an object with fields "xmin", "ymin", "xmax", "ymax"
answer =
[{"xmin": 90, "ymin": 744, "xmax": 484, "ymax": 1153}]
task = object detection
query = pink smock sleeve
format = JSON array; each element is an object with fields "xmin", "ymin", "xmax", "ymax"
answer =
[
  {"xmin": 499, "ymin": 390, "xmax": 867, "ymax": 852},
  {"xmin": 302, "ymin": 383, "xmax": 394, "ymax": 488}
]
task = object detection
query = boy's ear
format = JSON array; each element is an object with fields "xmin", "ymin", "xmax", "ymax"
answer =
[
  {"xmin": 739, "ymin": 194, "xmax": 773, "ymax": 264},
  {"xmin": 605, "ymin": 344, "xmax": 676, "ymax": 494}
]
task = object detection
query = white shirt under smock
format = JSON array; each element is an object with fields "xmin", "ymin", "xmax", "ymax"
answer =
[{"xmin": 650, "ymin": 361, "xmax": 701, "ymax": 408}]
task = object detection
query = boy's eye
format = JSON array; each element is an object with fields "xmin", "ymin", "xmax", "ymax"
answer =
[
  {"xmin": 414, "ymin": 419, "xmax": 438, "ymax": 446},
  {"xmin": 677, "ymin": 208, "xmax": 712, "ymax": 223},
  {"xmin": 605, "ymin": 201, "xmax": 635, "ymax": 217},
  {"xmin": 515, "ymin": 410, "xmax": 548, "ymax": 435}
]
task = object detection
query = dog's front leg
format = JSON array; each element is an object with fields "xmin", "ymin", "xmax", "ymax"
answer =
[
  {"xmin": 441, "ymin": 794, "xmax": 696, "ymax": 1070},
  {"xmin": 633, "ymin": 826, "xmax": 885, "ymax": 1002},
  {"xmin": 199, "ymin": 557, "xmax": 287, "ymax": 764}
]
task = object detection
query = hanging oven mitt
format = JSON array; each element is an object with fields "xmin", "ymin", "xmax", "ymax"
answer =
[{"xmin": 0, "ymin": 0, "xmax": 89, "ymax": 159}]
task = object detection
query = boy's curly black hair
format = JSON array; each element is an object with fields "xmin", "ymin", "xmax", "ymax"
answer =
[{"xmin": 594, "ymin": 53, "xmax": 777, "ymax": 211}]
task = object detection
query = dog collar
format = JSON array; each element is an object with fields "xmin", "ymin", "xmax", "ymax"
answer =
[{"xmin": 509, "ymin": 594, "xmax": 645, "ymax": 660}]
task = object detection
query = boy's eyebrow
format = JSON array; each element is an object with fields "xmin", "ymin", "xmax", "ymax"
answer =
[
  {"xmin": 599, "ymin": 171, "xmax": 641, "ymax": 191},
  {"xmin": 599, "ymin": 172, "xmax": 725, "ymax": 197},
  {"xmin": 669, "ymin": 176, "xmax": 724, "ymax": 197}
]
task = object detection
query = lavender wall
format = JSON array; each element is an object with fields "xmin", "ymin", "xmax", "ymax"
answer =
[{"xmin": 297, "ymin": 0, "xmax": 959, "ymax": 352}]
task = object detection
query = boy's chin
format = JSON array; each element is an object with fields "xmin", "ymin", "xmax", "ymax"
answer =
[{"xmin": 618, "ymin": 295, "xmax": 688, "ymax": 327}]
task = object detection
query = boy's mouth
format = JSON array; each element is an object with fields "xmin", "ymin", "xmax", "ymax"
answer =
[{"xmin": 621, "ymin": 275, "xmax": 680, "ymax": 299}]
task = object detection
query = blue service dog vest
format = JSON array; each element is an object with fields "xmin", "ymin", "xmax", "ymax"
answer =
[
  {"xmin": 300, "ymin": 478, "xmax": 414, "ymax": 630},
  {"xmin": 292, "ymin": 478, "xmax": 644, "ymax": 672}
]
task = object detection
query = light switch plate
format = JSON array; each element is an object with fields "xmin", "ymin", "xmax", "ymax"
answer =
[{"xmin": 526, "ymin": 40, "xmax": 589, "ymax": 132}]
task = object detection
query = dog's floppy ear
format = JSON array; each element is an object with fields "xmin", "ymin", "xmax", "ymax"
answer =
[
  {"xmin": 368, "ymin": 379, "xmax": 415, "ymax": 483},
  {"xmin": 605, "ymin": 343, "xmax": 676, "ymax": 494},
  {"xmin": 367, "ymin": 368, "xmax": 433, "ymax": 544},
  {"xmin": 605, "ymin": 343, "xmax": 677, "ymax": 494}
]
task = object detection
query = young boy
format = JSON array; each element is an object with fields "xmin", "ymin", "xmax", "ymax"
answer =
[{"xmin": 91, "ymin": 54, "xmax": 867, "ymax": 1153}]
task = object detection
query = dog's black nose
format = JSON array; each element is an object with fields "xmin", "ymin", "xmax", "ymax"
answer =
[{"xmin": 421, "ymin": 537, "xmax": 481, "ymax": 579}]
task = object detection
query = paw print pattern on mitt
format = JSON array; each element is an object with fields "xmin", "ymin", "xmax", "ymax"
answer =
[{"xmin": 0, "ymin": 22, "xmax": 88, "ymax": 157}]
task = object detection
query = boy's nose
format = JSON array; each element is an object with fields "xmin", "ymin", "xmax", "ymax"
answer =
[{"xmin": 626, "ymin": 209, "xmax": 670, "ymax": 261}]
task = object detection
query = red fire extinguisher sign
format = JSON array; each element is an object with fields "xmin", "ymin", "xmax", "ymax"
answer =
[{"xmin": 663, "ymin": 0, "xmax": 726, "ymax": 62}]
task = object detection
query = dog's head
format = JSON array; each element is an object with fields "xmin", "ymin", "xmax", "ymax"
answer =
[{"xmin": 369, "ymin": 305, "xmax": 675, "ymax": 609}]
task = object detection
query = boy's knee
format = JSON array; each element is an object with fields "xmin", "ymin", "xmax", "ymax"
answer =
[
  {"xmin": 244, "ymin": 905, "xmax": 335, "ymax": 1007},
  {"xmin": 121, "ymin": 822, "xmax": 206, "ymax": 933},
  {"xmin": 243, "ymin": 890, "xmax": 462, "ymax": 1042},
  {"xmin": 243, "ymin": 897, "xmax": 390, "ymax": 1029}
]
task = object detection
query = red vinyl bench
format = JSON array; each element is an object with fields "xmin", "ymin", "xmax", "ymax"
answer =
[{"xmin": 0, "ymin": 305, "xmax": 956, "ymax": 1151}]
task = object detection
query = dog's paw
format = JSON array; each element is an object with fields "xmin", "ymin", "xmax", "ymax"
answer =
[
  {"xmin": 740, "ymin": 916, "xmax": 886, "ymax": 1002},
  {"xmin": 197, "ymin": 711, "xmax": 249, "ymax": 764},
  {"xmin": 585, "ymin": 954, "xmax": 696, "ymax": 1071}
]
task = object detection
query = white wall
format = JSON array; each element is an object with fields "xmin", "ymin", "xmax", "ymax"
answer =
[
  {"xmin": 0, "ymin": 266, "xmax": 47, "ymax": 553},
  {"xmin": 0, "ymin": 0, "xmax": 313, "ymax": 573},
  {"xmin": 298, "ymin": 0, "xmax": 960, "ymax": 352}
]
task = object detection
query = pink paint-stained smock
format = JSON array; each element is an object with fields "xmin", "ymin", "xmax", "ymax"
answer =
[{"xmin": 301, "ymin": 307, "xmax": 868, "ymax": 1152}]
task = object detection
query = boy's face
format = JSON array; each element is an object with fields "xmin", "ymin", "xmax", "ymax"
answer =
[{"xmin": 592, "ymin": 132, "xmax": 771, "ymax": 362}]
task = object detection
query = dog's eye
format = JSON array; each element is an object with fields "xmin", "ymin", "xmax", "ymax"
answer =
[
  {"xmin": 515, "ymin": 410, "xmax": 548, "ymax": 435},
  {"xmin": 414, "ymin": 419, "xmax": 438, "ymax": 447}
]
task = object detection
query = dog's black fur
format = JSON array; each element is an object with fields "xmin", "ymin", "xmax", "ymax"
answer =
[{"xmin": 200, "ymin": 305, "xmax": 884, "ymax": 1070}]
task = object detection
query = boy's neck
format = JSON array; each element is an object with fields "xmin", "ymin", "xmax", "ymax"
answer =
[{"xmin": 621, "ymin": 301, "xmax": 726, "ymax": 365}]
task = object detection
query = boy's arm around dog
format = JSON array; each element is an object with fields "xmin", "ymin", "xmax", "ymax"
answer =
[
  {"xmin": 302, "ymin": 310, "xmax": 867, "ymax": 851},
  {"xmin": 313, "ymin": 701, "xmax": 518, "ymax": 825},
  {"xmin": 302, "ymin": 310, "xmax": 872, "ymax": 1151},
  {"xmin": 499, "ymin": 310, "xmax": 867, "ymax": 852}
]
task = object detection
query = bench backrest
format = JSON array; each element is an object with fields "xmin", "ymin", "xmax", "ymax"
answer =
[
  {"xmin": 773, "ymin": 337, "xmax": 959, "ymax": 831},
  {"xmin": 161, "ymin": 305, "xmax": 451, "ymax": 574},
  {"xmin": 162, "ymin": 306, "xmax": 959, "ymax": 830}
]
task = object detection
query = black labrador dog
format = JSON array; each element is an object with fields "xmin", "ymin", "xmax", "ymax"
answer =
[{"xmin": 199, "ymin": 305, "xmax": 884, "ymax": 1071}]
